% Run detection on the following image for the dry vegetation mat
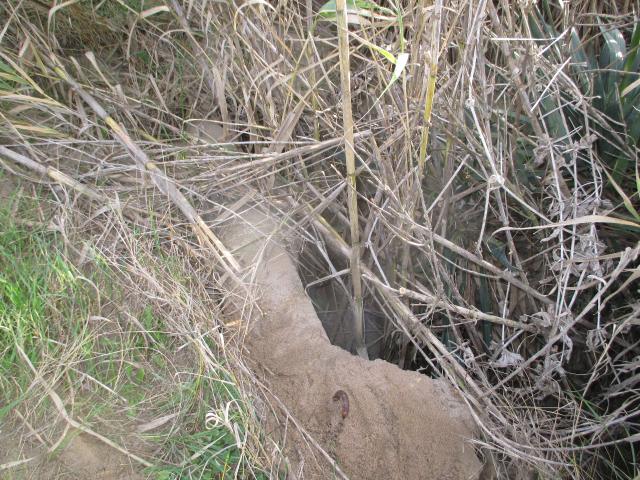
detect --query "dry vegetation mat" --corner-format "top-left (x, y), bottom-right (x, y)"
top-left (1, 0), bottom-right (640, 478)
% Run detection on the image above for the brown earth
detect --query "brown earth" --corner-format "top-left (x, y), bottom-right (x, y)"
top-left (0, 423), bottom-right (147, 480)
top-left (221, 208), bottom-right (484, 480)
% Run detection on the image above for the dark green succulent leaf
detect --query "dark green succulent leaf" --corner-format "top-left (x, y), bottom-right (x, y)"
top-left (591, 49), bottom-right (605, 112)
top-left (513, 152), bottom-right (533, 189)
top-left (599, 25), bottom-right (626, 94)
top-left (478, 276), bottom-right (492, 353)
top-left (599, 136), bottom-right (626, 167)
top-left (478, 276), bottom-right (492, 314)
top-left (527, 12), bottom-right (543, 39)
top-left (538, 95), bottom-right (574, 169)
top-left (603, 91), bottom-right (623, 124)
top-left (636, 159), bottom-right (640, 198)
top-left (570, 28), bottom-right (591, 93)
top-left (527, 10), bottom-right (557, 59)
top-left (540, 0), bottom-right (558, 35)
top-left (548, 18), bottom-right (640, 183)
top-left (609, 221), bottom-right (640, 235)
top-left (625, 106), bottom-right (640, 144)
top-left (621, 89), bottom-right (640, 117)
top-left (620, 22), bottom-right (640, 93)
top-left (539, 95), bottom-right (568, 139)
top-left (612, 156), bottom-right (630, 184)
top-left (483, 235), bottom-right (522, 272)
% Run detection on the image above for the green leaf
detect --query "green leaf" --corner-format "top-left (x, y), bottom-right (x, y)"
top-left (0, 61), bottom-right (14, 74)
top-left (600, 160), bottom-right (640, 223)
top-left (478, 275), bottom-right (492, 353)
top-left (318, 0), bottom-right (393, 24)
top-left (625, 105), bottom-right (640, 144)
top-left (359, 52), bottom-right (409, 118)
top-left (539, 95), bottom-right (568, 139)
top-left (636, 158), bottom-right (640, 199)
top-left (318, 0), bottom-right (369, 23)
top-left (348, 31), bottom-right (396, 64)
top-left (0, 61), bottom-right (19, 90)
top-left (528, 6), bottom-right (558, 58)
top-left (141, 305), bottom-right (153, 329)
top-left (620, 22), bottom-right (640, 93)
top-left (0, 72), bottom-right (30, 86)
top-left (483, 235), bottom-right (522, 272)
top-left (599, 24), bottom-right (626, 94)
top-left (0, 392), bottom-right (33, 422)
top-left (136, 368), bottom-right (145, 385)
top-left (153, 354), bottom-right (165, 368)
top-left (591, 48), bottom-right (606, 113)
top-left (540, 0), bottom-right (558, 37)
top-left (570, 28), bottom-right (591, 93)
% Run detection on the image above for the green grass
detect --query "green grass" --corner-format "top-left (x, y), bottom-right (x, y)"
top-left (0, 173), bottom-right (267, 479)
top-left (0, 180), bottom-right (70, 376)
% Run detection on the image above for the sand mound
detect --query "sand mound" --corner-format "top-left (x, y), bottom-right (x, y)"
top-left (221, 208), bottom-right (483, 480)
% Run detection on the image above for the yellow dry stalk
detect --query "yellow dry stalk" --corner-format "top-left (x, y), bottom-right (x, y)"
top-left (418, 0), bottom-right (442, 180)
top-left (335, 0), bottom-right (366, 359)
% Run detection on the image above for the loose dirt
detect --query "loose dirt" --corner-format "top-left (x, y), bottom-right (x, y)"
top-left (0, 422), bottom-right (147, 480)
top-left (221, 208), bottom-right (483, 480)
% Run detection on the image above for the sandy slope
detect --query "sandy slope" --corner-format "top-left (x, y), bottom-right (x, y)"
top-left (222, 208), bottom-right (483, 480)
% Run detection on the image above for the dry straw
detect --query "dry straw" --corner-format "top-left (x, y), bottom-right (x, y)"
top-left (1, 0), bottom-right (639, 477)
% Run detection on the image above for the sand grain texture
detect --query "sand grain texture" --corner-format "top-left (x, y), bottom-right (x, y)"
top-left (222, 208), bottom-right (483, 480)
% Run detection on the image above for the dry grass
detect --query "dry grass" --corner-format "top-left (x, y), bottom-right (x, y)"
top-left (1, 0), bottom-right (639, 478)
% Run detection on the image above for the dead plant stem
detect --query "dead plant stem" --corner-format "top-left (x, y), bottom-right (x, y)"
top-left (336, 0), bottom-right (366, 359)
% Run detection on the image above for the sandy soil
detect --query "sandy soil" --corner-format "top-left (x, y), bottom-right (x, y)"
top-left (222, 208), bottom-right (484, 480)
top-left (0, 422), bottom-right (147, 480)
